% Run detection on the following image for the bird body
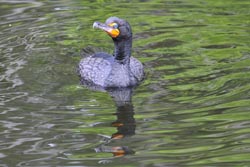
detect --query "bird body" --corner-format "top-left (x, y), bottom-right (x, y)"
top-left (78, 17), bottom-right (144, 88)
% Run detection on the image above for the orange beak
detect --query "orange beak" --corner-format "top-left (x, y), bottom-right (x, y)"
top-left (93, 21), bottom-right (120, 38)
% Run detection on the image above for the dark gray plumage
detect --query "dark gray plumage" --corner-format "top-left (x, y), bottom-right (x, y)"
top-left (78, 17), bottom-right (144, 88)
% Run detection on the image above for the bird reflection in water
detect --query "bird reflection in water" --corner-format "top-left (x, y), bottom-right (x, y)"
top-left (81, 82), bottom-right (137, 158)
top-left (95, 87), bottom-right (136, 157)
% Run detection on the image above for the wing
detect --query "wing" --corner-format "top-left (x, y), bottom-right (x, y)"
top-left (129, 56), bottom-right (145, 82)
top-left (78, 52), bottom-right (113, 87)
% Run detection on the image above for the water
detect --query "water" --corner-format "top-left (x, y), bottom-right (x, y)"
top-left (1, 0), bottom-right (250, 166)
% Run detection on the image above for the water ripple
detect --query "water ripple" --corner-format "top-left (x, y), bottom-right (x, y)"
top-left (0, 0), bottom-right (250, 166)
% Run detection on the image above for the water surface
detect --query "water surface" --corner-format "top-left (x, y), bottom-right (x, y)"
top-left (1, 0), bottom-right (250, 166)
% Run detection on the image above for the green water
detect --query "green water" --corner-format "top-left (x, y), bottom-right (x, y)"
top-left (0, 0), bottom-right (250, 166)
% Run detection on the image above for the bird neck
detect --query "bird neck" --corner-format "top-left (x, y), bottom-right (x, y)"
top-left (113, 37), bottom-right (132, 64)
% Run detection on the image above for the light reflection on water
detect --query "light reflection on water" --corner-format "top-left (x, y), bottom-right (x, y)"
top-left (0, 0), bottom-right (250, 166)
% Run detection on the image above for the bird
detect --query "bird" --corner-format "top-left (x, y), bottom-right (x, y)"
top-left (78, 17), bottom-right (144, 88)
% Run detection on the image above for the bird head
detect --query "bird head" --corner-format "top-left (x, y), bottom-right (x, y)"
top-left (93, 17), bottom-right (132, 39)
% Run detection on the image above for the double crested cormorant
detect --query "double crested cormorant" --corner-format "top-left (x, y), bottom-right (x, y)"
top-left (78, 17), bottom-right (144, 88)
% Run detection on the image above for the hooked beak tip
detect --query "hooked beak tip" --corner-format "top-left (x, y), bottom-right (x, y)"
top-left (93, 22), bottom-right (99, 29)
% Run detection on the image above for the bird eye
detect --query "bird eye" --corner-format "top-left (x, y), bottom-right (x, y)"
top-left (109, 23), bottom-right (118, 29)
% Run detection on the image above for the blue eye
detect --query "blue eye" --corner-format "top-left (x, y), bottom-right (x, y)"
top-left (113, 23), bottom-right (118, 29)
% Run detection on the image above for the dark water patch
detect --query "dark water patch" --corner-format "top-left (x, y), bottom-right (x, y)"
top-left (213, 11), bottom-right (237, 16)
top-left (202, 44), bottom-right (237, 49)
top-left (144, 39), bottom-right (183, 49)
top-left (134, 30), bottom-right (171, 40)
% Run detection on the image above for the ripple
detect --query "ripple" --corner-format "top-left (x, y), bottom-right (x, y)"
top-left (0, 152), bottom-right (6, 158)
top-left (0, 92), bottom-right (28, 105)
top-left (0, 0), bottom-right (43, 21)
top-left (1, 0), bottom-right (250, 166)
top-left (202, 44), bottom-right (237, 49)
top-left (144, 39), bottom-right (183, 49)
